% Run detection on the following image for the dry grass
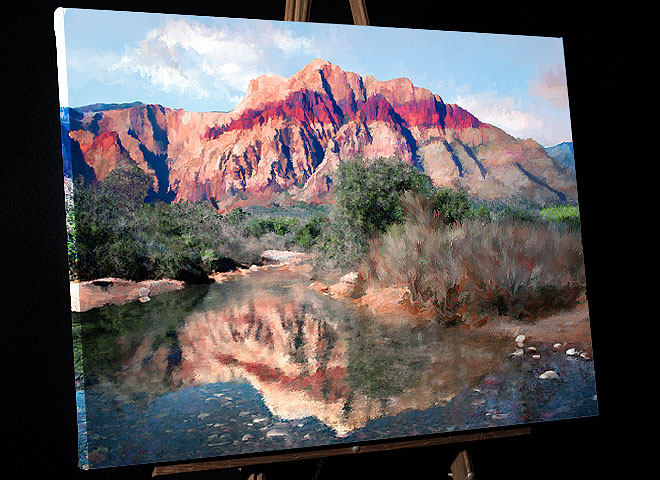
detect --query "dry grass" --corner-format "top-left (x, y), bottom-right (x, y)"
top-left (359, 192), bottom-right (586, 325)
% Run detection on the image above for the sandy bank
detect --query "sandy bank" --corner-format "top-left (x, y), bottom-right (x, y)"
top-left (478, 299), bottom-right (593, 357)
top-left (311, 274), bottom-right (593, 354)
top-left (70, 278), bottom-right (185, 312)
top-left (71, 251), bottom-right (312, 313)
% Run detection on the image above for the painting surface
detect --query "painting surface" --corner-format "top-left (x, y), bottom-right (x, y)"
top-left (56, 8), bottom-right (598, 469)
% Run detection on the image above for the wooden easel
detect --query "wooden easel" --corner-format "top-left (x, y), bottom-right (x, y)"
top-left (149, 2), bottom-right (532, 478)
top-left (152, 425), bottom-right (531, 478)
top-left (285, 0), bottom-right (370, 25)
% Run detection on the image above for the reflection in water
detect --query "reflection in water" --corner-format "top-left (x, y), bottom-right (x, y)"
top-left (76, 264), bottom-right (597, 468)
top-left (177, 283), bottom-right (510, 436)
top-left (76, 284), bottom-right (210, 402)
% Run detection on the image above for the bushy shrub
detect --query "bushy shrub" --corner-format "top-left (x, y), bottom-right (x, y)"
top-left (475, 203), bottom-right (491, 222)
top-left (334, 156), bottom-right (434, 237)
top-left (314, 210), bottom-right (368, 270)
top-left (70, 168), bottom-right (269, 282)
top-left (246, 217), bottom-right (299, 237)
top-left (430, 186), bottom-right (473, 224)
top-left (294, 216), bottom-right (326, 250)
top-left (360, 192), bottom-right (586, 324)
top-left (496, 204), bottom-right (539, 223)
top-left (540, 205), bottom-right (581, 230)
top-left (224, 206), bottom-right (247, 226)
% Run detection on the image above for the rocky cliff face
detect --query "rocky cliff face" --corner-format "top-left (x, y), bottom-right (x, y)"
top-left (65, 59), bottom-right (577, 207)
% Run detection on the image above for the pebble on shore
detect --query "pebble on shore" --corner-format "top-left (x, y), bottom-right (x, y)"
top-left (539, 370), bottom-right (559, 380)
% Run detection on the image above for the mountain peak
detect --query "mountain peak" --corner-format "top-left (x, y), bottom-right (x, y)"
top-left (65, 59), bottom-right (578, 208)
top-left (306, 58), bottom-right (334, 70)
top-left (235, 74), bottom-right (289, 113)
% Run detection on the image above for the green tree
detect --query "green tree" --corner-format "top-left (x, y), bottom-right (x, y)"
top-left (102, 164), bottom-right (153, 210)
top-left (315, 157), bottom-right (433, 269)
top-left (334, 157), bottom-right (434, 237)
top-left (430, 186), bottom-right (473, 224)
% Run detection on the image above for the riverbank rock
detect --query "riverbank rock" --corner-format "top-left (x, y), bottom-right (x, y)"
top-left (261, 250), bottom-right (310, 264)
top-left (308, 271), bottom-right (364, 300)
top-left (355, 285), bottom-right (412, 315)
top-left (539, 370), bottom-right (559, 380)
top-left (329, 271), bottom-right (364, 299)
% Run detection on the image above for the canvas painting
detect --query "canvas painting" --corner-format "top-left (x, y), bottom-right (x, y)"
top-left (55, 8), bottom-right (598, 469)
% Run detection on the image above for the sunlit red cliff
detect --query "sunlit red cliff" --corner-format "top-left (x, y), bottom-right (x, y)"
top-left (64, 59), bottom-right (577, 207)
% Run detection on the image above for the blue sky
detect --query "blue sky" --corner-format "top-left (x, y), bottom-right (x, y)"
top-left (55, 8), bottom-right (572, 147)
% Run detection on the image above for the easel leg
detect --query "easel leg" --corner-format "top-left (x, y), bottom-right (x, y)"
top-left (450, 450), bottom-right (475, 480)
top-left (239, 466), bottom-right (264, 480)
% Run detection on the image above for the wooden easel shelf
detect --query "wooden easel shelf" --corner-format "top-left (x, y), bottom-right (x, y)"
top-left (152, 425), bottom-right (531, 477)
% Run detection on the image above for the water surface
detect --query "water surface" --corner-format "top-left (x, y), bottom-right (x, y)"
top-left (74, 264), bottom-right (598, 468)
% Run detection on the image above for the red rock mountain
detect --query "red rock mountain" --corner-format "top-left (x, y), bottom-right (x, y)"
top-left (66, 59), bottom-right (577, 208)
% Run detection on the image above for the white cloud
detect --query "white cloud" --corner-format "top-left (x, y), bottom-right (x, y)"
top-left (529, 63), bottom-right (569, 108)
top-left (453, 90), bottom-right (572, 147)
top-left (271, 28), bottom-right (319, 55)
top-left (101, 20), bottom-right (321, 102)
top-left (454, 92), bottom-right (544, 136)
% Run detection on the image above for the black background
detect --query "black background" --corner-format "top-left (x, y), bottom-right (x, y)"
top-left (3, 1), bottom-right (639, 479)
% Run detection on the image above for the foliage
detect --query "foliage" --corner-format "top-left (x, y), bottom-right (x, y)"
top-left (224, 206), bottom-right (247, 226)
top-left (333, 157), bottom-right (434, 237)
top-left (245, 216), bottom-right (299, 237)
top-left (71, 167), bottom-right (150, 281)
top-left (497, 204), bottom-right (539, 223)
top-left (64, 177), bottom-right (78, 280)
top-left (475, 203), bottom-right (491, 222)
top-left (314, 209), bottom-right (368, 270)
top-left (540, 205), bottom-right (581, 230)
top-left (102, 164), bottom-right (153, 208)
top-left (315, 157), bottom-right (434, 269)
top-left (69, 167), bottom-right (271, 282)
top-left (430, 186), bottom-right (473, 224)
top-left (293, 215), bottom-right (326, 250)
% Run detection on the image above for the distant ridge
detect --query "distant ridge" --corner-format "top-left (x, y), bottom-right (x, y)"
top-left (74, 101), bottom-right (145, 113)
top-left (544, 142), bottom-right (575, 170)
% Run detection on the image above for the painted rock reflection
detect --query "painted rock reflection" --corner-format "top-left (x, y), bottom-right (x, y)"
top-left (176, 268), bottom-right (511, 436)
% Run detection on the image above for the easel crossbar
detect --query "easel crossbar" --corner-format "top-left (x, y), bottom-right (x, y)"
top-left (152, 426), bottom-right (531, 476)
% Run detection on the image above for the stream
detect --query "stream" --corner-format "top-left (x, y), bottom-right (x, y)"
top-left (73, 261), bottom-right (598, 469)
